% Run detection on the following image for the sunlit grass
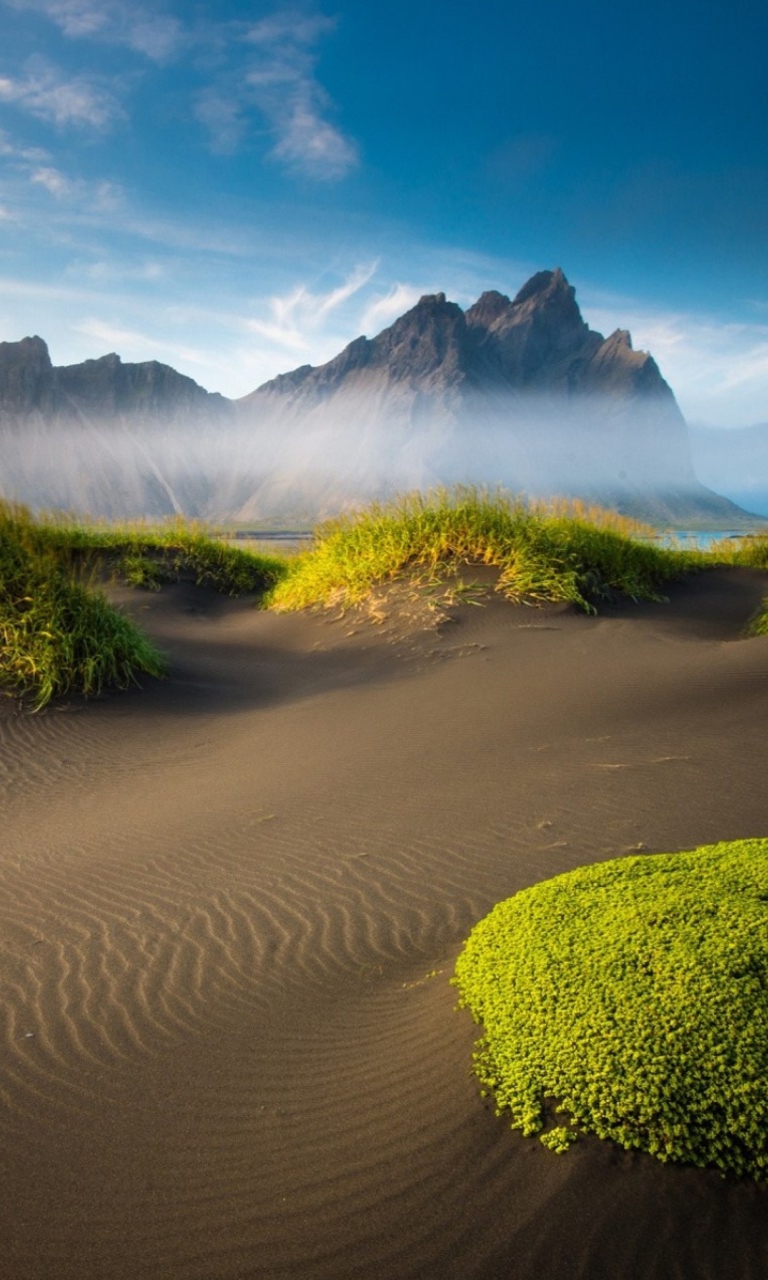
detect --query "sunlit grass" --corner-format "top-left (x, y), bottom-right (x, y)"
top-left (3, 490), bottom-right (766, 708)
top-left (267, 487), bottom-right (703, 614)
top-left (0, 502), bottom-right (288, 707)
top-left (32, 511), bottom-right (290, 597)
top-left (0, 502), bottom-right (166, 708)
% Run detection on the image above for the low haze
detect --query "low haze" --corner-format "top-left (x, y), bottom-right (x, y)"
top-left (0, 0), bottom-right (766, 433)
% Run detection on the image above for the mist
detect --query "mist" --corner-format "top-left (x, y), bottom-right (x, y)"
top-left (0, 392), bottom-right (744, 527)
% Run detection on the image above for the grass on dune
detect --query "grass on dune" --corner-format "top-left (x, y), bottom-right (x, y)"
top-left (267, 488), bottom-right (703, 614)
top-left (453, 837), bottom-right (768, 1180)
top-left (0, 502), bottom-right (289, 708)
top-left (3, 489), bottom-right (767, 708)
top-left (33, 512), bottom-right (290, 597)
top-left (0, 502), bottom-right (167, 708)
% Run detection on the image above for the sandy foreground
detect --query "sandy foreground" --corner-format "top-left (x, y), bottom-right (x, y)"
top-left (1, 567), bottom-right (768, 1279)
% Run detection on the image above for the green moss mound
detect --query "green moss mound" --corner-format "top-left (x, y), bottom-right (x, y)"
top-left (453, 839), bottom-right (768, 1179)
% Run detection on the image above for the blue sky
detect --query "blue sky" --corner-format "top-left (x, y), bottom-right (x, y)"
top-left (0, 0), bottom-right (766, 426)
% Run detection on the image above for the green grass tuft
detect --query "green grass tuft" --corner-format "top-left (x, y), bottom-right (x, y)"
top-left (748, 602), bottom-right (768, 636)
top-left (0, 503), bottom-right (289, 707)
top-left (453, 837), bottom-right (768, 1180)
top-left (0, 502), bottom-right (167, 708)
top-left (267, 488), bottom-right (701, 615)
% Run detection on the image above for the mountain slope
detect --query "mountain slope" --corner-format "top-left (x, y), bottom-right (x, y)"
top-left (0, 270), bottom-right (761, 527)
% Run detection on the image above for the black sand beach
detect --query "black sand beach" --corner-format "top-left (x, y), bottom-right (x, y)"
top-left (1, 567), bottom-right (768, 1278)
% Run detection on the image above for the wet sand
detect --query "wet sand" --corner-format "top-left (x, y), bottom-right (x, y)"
top-left (1, 567), bottom-right (768, 1279)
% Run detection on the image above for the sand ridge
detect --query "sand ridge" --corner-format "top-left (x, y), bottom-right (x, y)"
top-left (1, 568), bottom-right (768, 1278)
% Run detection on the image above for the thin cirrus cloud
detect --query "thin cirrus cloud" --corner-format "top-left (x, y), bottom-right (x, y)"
top-left (3, 0), bottom-right (185, 62)
top-left (196, 11), bottom-right (359, 180)
top-left (246, 262), bottom-right (378, 351)
top-left (0, 57), bottom-right (125, 131)
top-left (28, 164), bottom-right (124, 210)
top-left (0, 1), bottom-right (358, 180)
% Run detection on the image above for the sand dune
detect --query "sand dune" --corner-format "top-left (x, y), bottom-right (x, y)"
top-left (1, 568), bottom-right (768, 1278)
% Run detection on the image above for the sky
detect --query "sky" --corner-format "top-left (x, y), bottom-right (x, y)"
top-left (0, 0), bottom-right (766, 428)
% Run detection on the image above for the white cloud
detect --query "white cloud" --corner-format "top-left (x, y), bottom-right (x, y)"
top-left (270, 95), bottom-right (358, 181)
top-left (360, 284), bottom-right (424, 334)
top-left (0, 58), bottom-right (125, 131)
top-left (4, 0), bottom-right (185, 62)
top-left (246, 262), bottom-right (377, 351)
top-left (30, 164), bottom-right (72, 196)
top-left (194, 89), bottom-right (246, 155)
top-left (73, 317), bottom-right (215, 369)
top-left (196, 10), bottom-right (358, 180)
top-left (245, 13), bottom-right (335, 48)
top-left (24, 160), bottom-right (124, 210)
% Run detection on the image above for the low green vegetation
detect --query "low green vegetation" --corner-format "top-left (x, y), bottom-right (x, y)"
top-left (453, 838), bottom-right (768, 1180)
top-left (2, 489), bottom-right (767, 707)
top-left (0, 502), bottom-right (288, 707)
top-left (267, 488), bottom-right (701, 613)
top-left (0, 502), bottom-right (167, 708)
top-left (36, 513), bottom-right (289, 597)
top-left (749, 602), bottom-right (768, 636)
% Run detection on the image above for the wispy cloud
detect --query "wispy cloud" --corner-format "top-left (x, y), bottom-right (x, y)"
top-left (18, 155), bottom-right (123, 208)
top-left (195, 10), bottom-right (359, 179)
top-left (0, 57), bottom-right (125, 131)
top-left (2, 3), bottom-right (358, 179)
top-left (73, 317), bottom-right (216, 369)
top-left (360, 284), bottom-right (424, 334)
top-left (246, 262), bottom-right (377, 350)
top-left (4, 0), bottom-right (185, 62)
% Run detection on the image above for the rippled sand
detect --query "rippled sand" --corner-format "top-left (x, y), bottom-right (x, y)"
top-left (1, 568), bottom-right (767, 1279)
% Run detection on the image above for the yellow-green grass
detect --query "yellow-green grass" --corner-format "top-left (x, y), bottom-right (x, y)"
top-left (706, 533), bottom-right (768, 635)
top-left (267, 488), bottom-right (702, 614)
top-left (453, 838), bottom-right (768, 1180)
top-left (31, 511), bottom-right (290, 597)
top-left (0, 503), bottom-right (289, 707)
top-left (0, 502), bottom-right (166, 708)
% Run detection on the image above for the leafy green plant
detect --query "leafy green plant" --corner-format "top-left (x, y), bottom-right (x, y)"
top-left (453, 838), bottom-right (768, 1180)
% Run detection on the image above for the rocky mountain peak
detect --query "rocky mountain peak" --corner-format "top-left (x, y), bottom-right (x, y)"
top-left (512, 266), bottom-right (569, 306)
top-left (465, 290), bottom-right (512, 329)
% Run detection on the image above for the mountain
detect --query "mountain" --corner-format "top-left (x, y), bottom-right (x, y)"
top-left (235, 269), bottom-right (749, 526)
top-left (0, 336), bottom-right (232, 517)
top-left (0, 335), bottom-right (229, 425)
top-left (247, 269), bottom-right (673, 406)
top-left (0, 269), bottom-right (761, 527)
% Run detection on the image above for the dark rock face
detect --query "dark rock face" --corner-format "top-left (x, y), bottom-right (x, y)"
top-left (246, 267), bottom-right (680, 408)
top-left (0, 337), bottom-right (230, 428)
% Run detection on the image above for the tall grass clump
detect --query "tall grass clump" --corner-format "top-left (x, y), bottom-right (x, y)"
top-left (453, 838), bottom-right (768, 1180)
top-left (34, 514), bottom-right (290, 597)
top-left (0, 502), bottom-right (166, 708)
top-left (268, 488), bottom-right (699, 613)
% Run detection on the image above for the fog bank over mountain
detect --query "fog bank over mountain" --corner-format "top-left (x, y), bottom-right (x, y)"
top-left (0, 269), bottom-right (761, 528)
